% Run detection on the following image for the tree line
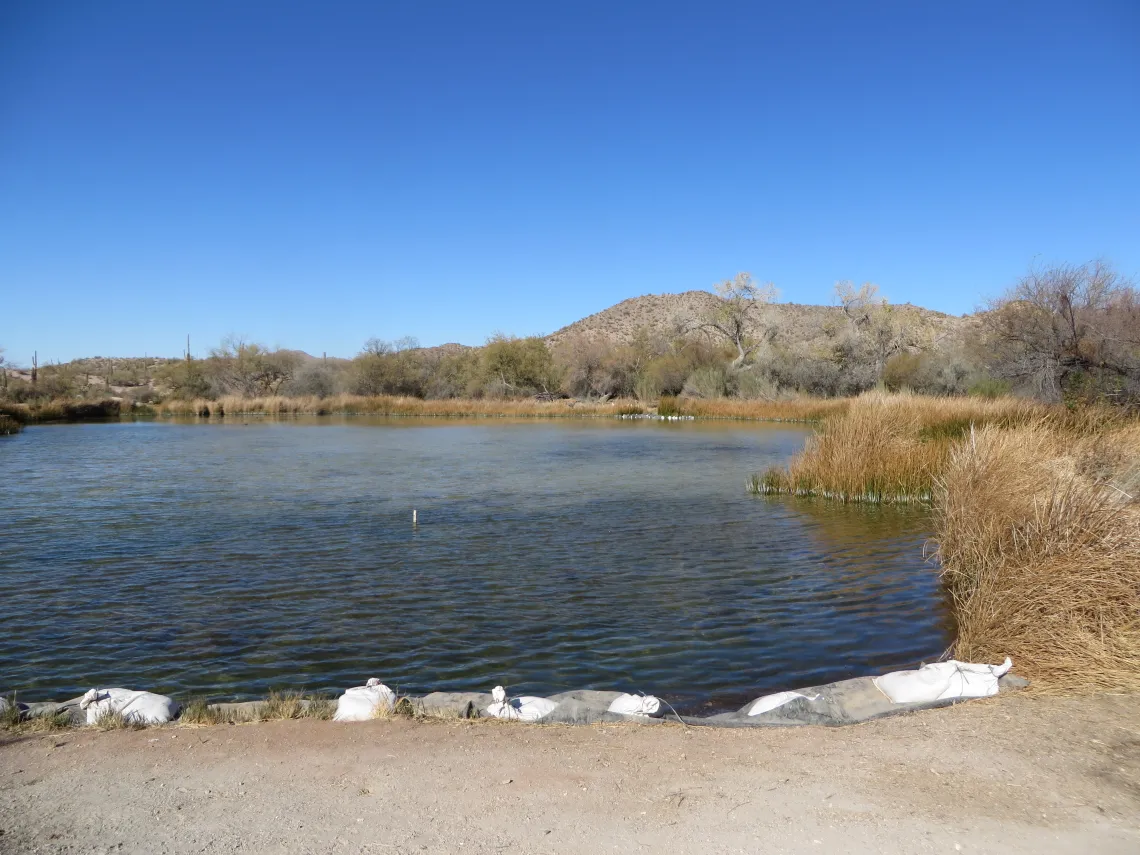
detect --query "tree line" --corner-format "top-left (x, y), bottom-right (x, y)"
top-left (3, 261), bottom-right (1137, 406)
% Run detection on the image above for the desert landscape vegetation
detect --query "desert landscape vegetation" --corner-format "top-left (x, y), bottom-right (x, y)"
top-left (3, 260), bottom-right (1139, 699)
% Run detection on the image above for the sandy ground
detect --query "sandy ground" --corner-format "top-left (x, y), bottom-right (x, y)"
top-left (1, 693), bottom-right (1138, 855)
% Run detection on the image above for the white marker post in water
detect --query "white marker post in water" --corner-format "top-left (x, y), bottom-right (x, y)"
top-left (413, 509), bottom-right (418, 526)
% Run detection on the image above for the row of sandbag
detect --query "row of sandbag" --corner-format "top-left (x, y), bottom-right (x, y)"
top-left (1, 657), bottom-right (1019, 728)
top-left (332, 680), bottom-right (665, 722)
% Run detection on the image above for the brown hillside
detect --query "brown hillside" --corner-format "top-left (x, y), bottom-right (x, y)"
top-left (546, 290), bottom-right (969, 349)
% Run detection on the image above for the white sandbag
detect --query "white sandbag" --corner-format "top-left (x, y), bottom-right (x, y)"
top-left (485, 685), bottom-right (559, 722)
top-left (80, 688), bottom-right (180, 725)
top-left (333, 678), bottom-right (396, 721)
top-left (747, 690), bottom-right (819, 716)
top-left (873, 657), bottom-right (1013, 705)
top-left (0, 696), bottom-right (10, 716)
top-left (607, 693), bottom-right (663, 717)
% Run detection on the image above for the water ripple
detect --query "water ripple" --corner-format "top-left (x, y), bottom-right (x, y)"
top-left (0, 419), bottom-right (952, 711)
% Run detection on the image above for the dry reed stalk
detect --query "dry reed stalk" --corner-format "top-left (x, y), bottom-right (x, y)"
top-left (154, 395), bottom-right (651, 419)
top-left (677, 397), bottom-right (850, 422)
top-left (752, 391), bottom-right (1053, 503)
top-left (155, 394), bottom-right (855, 422)
top-left (934, 422), bottom-right (1140, 692)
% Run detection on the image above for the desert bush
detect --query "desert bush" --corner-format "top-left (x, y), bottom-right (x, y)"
top-left (967, 377), bottom-right (1012, 399)
top-left (284, 361), bottom-right (343, 399)
top-left (682, 364), bottom-right (729, 398)
top-left (730, 367), bottom-right (779, 400)
top-left (156, 359), bottom-right (214, 400)
top-left (479, 334), bottom-right (561, 397)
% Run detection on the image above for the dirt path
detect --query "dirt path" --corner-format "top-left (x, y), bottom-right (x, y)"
top-left (2, 694), bottom-right (1138, 854)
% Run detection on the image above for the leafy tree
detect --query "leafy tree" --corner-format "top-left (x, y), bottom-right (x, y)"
top-left (480, 334), bottom-right (560, 396)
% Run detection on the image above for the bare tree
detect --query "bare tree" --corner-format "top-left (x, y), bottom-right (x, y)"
top-left (980, 260), bottom-right (1140, 402)
top-left (833, 281), bottom-right (926, 379)
top-left (692, 273), bottom-right (779, 368)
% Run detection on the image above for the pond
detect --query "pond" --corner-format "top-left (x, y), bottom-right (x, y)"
top-left (0, 419), bottom-right (951, 712)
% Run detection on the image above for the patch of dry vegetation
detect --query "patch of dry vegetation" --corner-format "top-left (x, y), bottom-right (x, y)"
top-left (154, 394), bottom-right (856, 422)
top-left (0, 399), bottom-right (122, 424)
top-left (1, 697), bottom-right (73, 733)
top-left (256, 691), bottom-right (335, 721)
top-left (154, 395), bottom-right (648, 419)
top-left (754, 391), bottom-right (1140, 692)
top-left (751, 392), bottom-right (1049, 502)
top-left (677, 396), bottom-right (849, 422)
top-left (934, 421), bottom-right (1140, 693)
top-left (92, 709), bottom-right (146, 731)
top-left (179, 698), bottom-right (248, 725)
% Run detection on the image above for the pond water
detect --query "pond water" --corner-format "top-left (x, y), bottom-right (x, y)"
top-left (0, 419), bottom-right (951, 711)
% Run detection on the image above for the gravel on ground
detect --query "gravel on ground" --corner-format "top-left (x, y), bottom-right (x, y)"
top-left (2, 693), bottom-right (1138, 854)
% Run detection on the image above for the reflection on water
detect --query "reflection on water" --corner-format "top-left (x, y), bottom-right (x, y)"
top-left (0, 418), bottom-right (952, 710)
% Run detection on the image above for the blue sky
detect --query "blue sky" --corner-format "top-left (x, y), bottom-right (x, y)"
top-left (1, 1), bottom-right (1137, 364)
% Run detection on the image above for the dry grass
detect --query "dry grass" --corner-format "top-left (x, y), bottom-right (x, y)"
top-left (179, 698), bottom-right (248, 725)
top-left (1, 697), bottom-right (74, 733)
top-left (154, 394), bottom-right (851, 422)
top-left (0, 414), bottom-right (22, 434)
top-left (255, 691), bottom-right (335, 722)
top-left (934, 421), bottom-right (1140, 693)
top-left (0, 399), bottom-right (122, 423)
top-left (0, 401), bottom-right (31, 424)
top-left (92, 709), bottom-right (146, 731)
top-left (677, 396), bottom-right (849, 422)
top-left (753, 392), bottom-right (1140, 692)
top-left (179, 693), bottom-right (334, 725)
top-left (751, 391), bottom-right (1052, 503)
top-left (155, 395), bottom-right (648, 419)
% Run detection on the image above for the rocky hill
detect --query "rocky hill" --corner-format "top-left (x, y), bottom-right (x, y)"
top-left (546, 290), bottom-right (969, 349)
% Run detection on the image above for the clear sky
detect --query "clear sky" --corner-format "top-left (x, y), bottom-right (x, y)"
top-left (1, 1), bottom-right (1137, 365)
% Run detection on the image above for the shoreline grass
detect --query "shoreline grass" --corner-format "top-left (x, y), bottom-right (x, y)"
top-left (151, 393), bottom-right (848, 422)
top-left (934, 421), bottom-right (1140, 693)
top-left (1, 398), bottom-right (122, 424)
top-left (752, 390), bottom-right (1140, 693)
top-left (749, 392), bottom-right (1058, 504)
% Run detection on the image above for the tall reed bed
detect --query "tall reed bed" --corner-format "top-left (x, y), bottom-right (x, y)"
top-left (154, 395), bottom-right (649, 419)
top-left (934, 421), bottom-right (1140, 692)
top-left (154, 394), bottom-right (851, 421)
top-left (0, 398), bottom-right (121, 424)
top-left (750, 392), bottom-right (1051, 503)
top-left (677, 396), bottom-right (849, 422)
top-left (752, 390), bottom-right (1140, 691)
